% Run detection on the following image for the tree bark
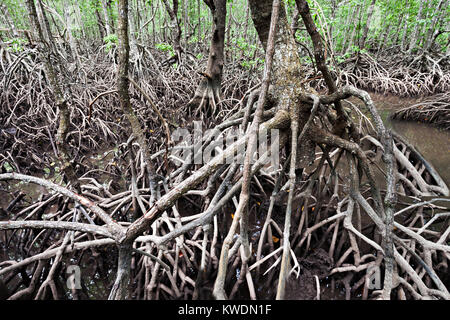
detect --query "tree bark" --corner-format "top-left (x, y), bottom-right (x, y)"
top-left (101, 0), bottom-right (113, 36)
top-left (400, 1), bottom-right (410, 51)
top-left (408, 0), bottom-right (428, 54)
top-left (117, 0), bottom-right (157, 204)
top-left (248, 0), bottom-right (316, 299)
top-left (94, 4), bottom-right (106, 40)
top-left (25, 0), bottom-right (80, 192)
top-left (296, 0), bottom-right (358, 139)
top-left (108, 244), bottom-right (133, 300)
top-left (423, 0), bottom-right (447, 52)
top-left (188, 0), bottom-right (227, 113)
top-left (161, 0), bottom-right (183, 63)
top-left (360, 0), bottom-right (377, 49)
top-left (346, 3), bottom-right (362, 53)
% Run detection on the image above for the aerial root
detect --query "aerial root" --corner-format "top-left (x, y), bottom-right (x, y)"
top-left (1, 84), bottom-right (449, 300)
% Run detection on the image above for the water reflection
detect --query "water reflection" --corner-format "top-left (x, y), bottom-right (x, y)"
top-left (386, 118), bottom-right (450, 186)
top-left (371, 95), bottom-right (450, 187)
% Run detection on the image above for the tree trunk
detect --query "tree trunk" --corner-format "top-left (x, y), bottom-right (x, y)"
top-left (101, 0), bottom-right (113, 36)
top-left (225, 1), bottom-right (232, 64)
top-left (0, 4), bottom-right (19, 38)
top-left (408, 0), bottom-right (428, 54)
top-left (94, 5), bottom-right (106, 40)
top-left (25, 0), bottom-right (80, 192)
top-left (162, 0), bottom-right (183, 64)
top-left (377, 22), bottom-right (391, 55)
top-left (117, 0), bottom-right (157, 204)
top-left (340, 5), bottom-right (357, 53)
top-left (400, 1), bottom-right (410, 51)
top-left (329, 0), bottom-right (337, 40)
top-left (346, 3), bottom-right (362, 53)
top-left (423, 0), bottom-right (447, 52)
top-left (197, 0), bottom-right (201, 43)
top-left (188, 0), bottom-right (227, 116)
top-left (360, 0), bottom-right (377, 49)
top-left (183, 0), bottom-right (188, 48)
top-left (296, 0), bottom-right (358, 140)
top-left (72, 1), bottom-right (85, 39)
top-left (108, 244), bottom-right (132, 300)
top-left (63, 0), bottom-right (82, 70)
top-left (248, 0), bottom-right (316, 299)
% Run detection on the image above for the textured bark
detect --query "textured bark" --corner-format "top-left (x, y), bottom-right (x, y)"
top-left (101, 0), bottom-right (113, 36)
top-left (360, 0), bottom-right (377, 49)
top-left (423, 0), bottom-right (447, 52)
top-left (381, 130), bottom-right (396, 300)
top-left (248, 0), bottom-right (317, 299)
top-left (124, 109), bottom-right (291, 243)
top-left (0, 172), bottom-right (123, 234)
top-left (213, 0), bottom-right (281, 300)
top-left (117, 0), bottom-right (157, 204)
top-left (204, 0), bottom-right (227, 90)
top-left (189, 0), bottom-right (227, 110)
top-left (162, 0), bottom-right (183, 63)
top-left (108, 244), bottom-right (133, 300)
top-left (249, 0), bottom-right (307, 104)
top-left (408, 0), bottom-right (428, 54)
top-left (296, 0), bottom-right (358, 141)
top-left (25, 0), bottom-right (80, 192)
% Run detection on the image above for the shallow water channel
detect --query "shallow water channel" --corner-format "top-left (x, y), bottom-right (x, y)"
top-left (376, 98), bottom-right (450, 187)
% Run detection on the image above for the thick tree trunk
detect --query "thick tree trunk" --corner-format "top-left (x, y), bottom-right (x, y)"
top-left (249, 0), bottom-right (307, 101)
top-left (248, 0), bottom-right (316, 299)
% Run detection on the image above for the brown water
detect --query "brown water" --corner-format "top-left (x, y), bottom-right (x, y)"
top-left (389, 120), bottom-right (450, 185)
top-left (376, 99), bottom-right (450, 187)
